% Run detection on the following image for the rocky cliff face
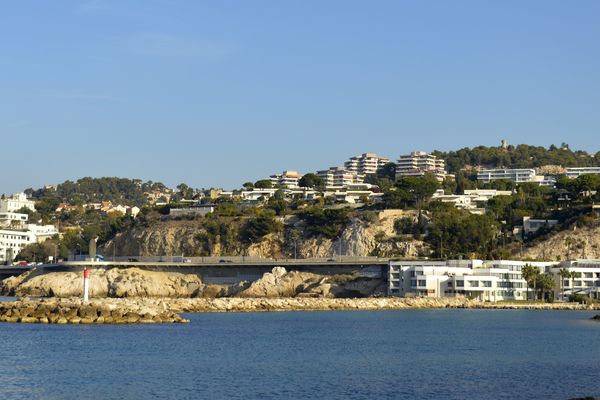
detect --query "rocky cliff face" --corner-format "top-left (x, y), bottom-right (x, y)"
top-left (101, 209), bottom-right (430, 259)
top-left (519, 224), bottom-right (600, 260)
top-left (1, 267), bottom-right (385, 299)
top-left (2, 268), bottom-right (205, 298)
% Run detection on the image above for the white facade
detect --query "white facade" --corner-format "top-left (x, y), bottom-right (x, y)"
top-left (0, 212), bottom-right (29, 229)
top-left (323, 183), bottom-right (383, 204)
top-left (431, 189), bottom-right (512, 213)
top-left (169, 205), bottom-right (216, 217)
top-left (0, 229), bottom-right (35, 263)
top-left (0, 192), bottom-right (36, 213)
top-left (269, 170), bottom-right (302, 188)
top-left (477, 169), bottom-right (537, 183)
top-left (395, 151), bottom-right (449, 182)
top-left (317, 167), bottom-right (362, 188)
top-left (26, 224), bottom-right (59, 242)
top-left (552, 260), bottom-right (600, 300)
top-left (565, 167), bottom-right (600, 179)
top-left (389, 259), bottom-right (557, 301)
top-left (344, 153), bottom-right (389, 176)
top-left (241, 188), bottom-right (280, 201)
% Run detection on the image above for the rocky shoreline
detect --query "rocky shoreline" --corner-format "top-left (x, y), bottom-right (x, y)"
top-left (1, 296), bottom-right (598, 324)
top-left (164, 297), bottom-right (600, 313)
top-left (0, 297), bottom-right (189, 324)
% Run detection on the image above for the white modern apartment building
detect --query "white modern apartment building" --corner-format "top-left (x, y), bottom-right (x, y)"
top-left (476, 169), bottom-right (556, 187)
top-left (0, 221), bottom-right (60, 263)
top-left (477, 169), bottom-right (537, 183)
top-left (431, 189), bottom-right (512, 214)
top-left (323, 183), bottom-right (383, 204)
top-left (0, 229), bottom-right (35, 263)
top-left (0, 192), bottom-right (36, 213)
top-left (395, 151), bottom-right (449, 182)
top-left (565, 167), bottom-right (600, 179)
top-left (317, 167), bottom-right (362, 188)
top-left (269, 170), bottom-right (302, 188)
top-left (241, 188), bottom-right (280, 201)
top-left (0, 212), bottom-right (29, 229)
top-left (389, 259), bottom-right (557, 301)
top-left (552, 259), bottom-right (600, 300)
top-left (344, 153), bottom-right (390, 176)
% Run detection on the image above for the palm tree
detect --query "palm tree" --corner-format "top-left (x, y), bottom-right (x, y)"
top-left (569, 270), bottom-right (578, 301)
top-left (522, 264), bottom-right (541, 301)
top-left (537, 273), bottom-right (555, 302)
top-left (522, 264), bottom-right (533, 301)
top-left (532, 267), bottom-right (541, 300)
top-left (559, 268), bottom-right (570, 301)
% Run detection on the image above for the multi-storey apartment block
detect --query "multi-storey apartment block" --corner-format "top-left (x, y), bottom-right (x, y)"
top-left (477, 168), bottom-right (537, 183)
top-left (565, 167), bottom-right (600, 179)
top-left (395, 151), bottom-right (449, 182)
top-left (317, 167), bottom-right (362, 188)
top-left (344, 153), bottom-right (389, 176)
top-left (269, 170), bottom-right (302, 188)
top-left (388, 259), bottom-right (557, 301)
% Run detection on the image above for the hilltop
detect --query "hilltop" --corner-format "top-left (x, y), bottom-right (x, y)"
top-left (9, 142), bottom-right (600, 263)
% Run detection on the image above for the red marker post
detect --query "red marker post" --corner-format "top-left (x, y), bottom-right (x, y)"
top-left (83, 267), bottom-right (90, 302)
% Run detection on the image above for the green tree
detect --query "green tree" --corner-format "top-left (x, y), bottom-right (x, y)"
top-left (239, 210), bottom-right (281, 244)
top-left (396, 174), bottom-right (440, 210)
top-left (297, 207), bottom-right (351, 239)
top-left (298, 173), bottom-right (324, 189)
top-left (558, 268), bottom-right (571, 300)
top-left (254, 179), bottom-right (273, 189)
top-left (266, 191), bottom-right (288, 215)
top-left (176, 183), bottom-right (192, 199)
top-left (428, 208), bottom-right (499, 259)
top-left (522, 265), bottom-right (541, 301)
top-left (537, 273), bottom-right (555, 302)
top-left (376, 162), bottom-right (397, 180)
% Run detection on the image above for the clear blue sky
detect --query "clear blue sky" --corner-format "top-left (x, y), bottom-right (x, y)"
top-left (2, 0), bottom-right (599, 193)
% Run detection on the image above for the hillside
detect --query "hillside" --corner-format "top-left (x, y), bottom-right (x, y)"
top-left (101, 209), bottom-right (430, 259)
top-left (519, 223), bottom-right (600, 261)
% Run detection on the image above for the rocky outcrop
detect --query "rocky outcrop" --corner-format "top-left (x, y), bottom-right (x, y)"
top-left (0, 297), bottom-right (188, 324)
top-left (0, 268), bottom-right (38, 296)
top-left (1, 267), bottom-right (385, 299)
top-left (101, 209), bottom-right (429, 259)
top-left (5, 268), bottom-right (205, 298)
top-left (235, 267), bottom-right (385, 298)
top-left (520, 224), bottom-right (600, 260)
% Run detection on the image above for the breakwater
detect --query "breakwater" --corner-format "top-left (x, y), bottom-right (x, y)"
top-left (0, 298), bottom-right (189, 324)
top-left (165, 297), bottom-right (600, 313)
top-left (1, 296), bottom-right (598, 324)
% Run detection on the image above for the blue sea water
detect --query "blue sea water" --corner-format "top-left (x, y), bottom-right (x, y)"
top-left (0, 309), bottom-right (599, 400)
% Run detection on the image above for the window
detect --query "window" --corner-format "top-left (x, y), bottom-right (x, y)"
top-left (456, 280), bottom-right (464, 287)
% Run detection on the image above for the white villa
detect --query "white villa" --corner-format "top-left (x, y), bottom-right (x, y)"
top-left (431, 189), bottom-right (512, 213)
top-left (0, 192), bottom-right (36, 213)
